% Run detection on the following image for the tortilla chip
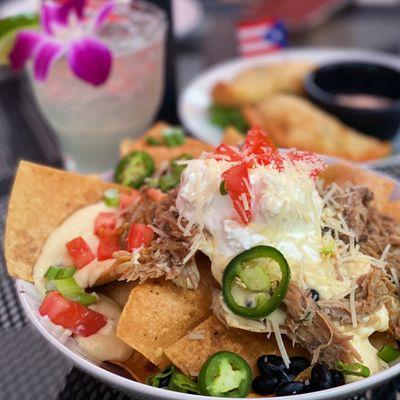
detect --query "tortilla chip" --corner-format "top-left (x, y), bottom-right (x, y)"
top-left (117, 258), bottom-right (217, 368)
top-left (221, 127), bottom-right (244, 146)
top-left (381, 201), bottom-right (400, 223)
top-left (111, 351), bottom-right (157, 383)
top-left (120, 122), bottom-right (213, 168)
top-left (243, 94), bottom-right (392, 162)
top-left (5, 161), bottom-right (130, 283)
top-left (98, 281), bottom-right (138, 308)
top-left (165, 316), bottom-right (308, 376)
top-left (369, 331), bottom-right (397, 350)
top-left (320, 163), bottom-right (395, 212)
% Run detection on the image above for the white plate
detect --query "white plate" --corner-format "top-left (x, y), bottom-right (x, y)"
top-left (179, 47), bottom-right (400, 150)
top-left (12, 161), bottom-right (400, 400)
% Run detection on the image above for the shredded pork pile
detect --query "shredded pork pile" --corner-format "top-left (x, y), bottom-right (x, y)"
top-left (284, 283), bottom-right (361, 365)
top-left (282, 184), bottom-right (400, 367)
top-left (115, 189), bottom-right (199, 288)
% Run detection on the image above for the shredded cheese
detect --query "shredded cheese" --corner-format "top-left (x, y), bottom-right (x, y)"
top-left (390, 268), bottom-right (399, 288)
top-left (350, 285), bottom-right (358, 328)
top-left (381, 244), bottom-right (391, 262)
top-left (271, 319), bottom-right (290, 368)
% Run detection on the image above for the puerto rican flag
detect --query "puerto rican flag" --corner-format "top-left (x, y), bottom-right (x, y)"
top-left (236, 19), bottom-right (288, 58)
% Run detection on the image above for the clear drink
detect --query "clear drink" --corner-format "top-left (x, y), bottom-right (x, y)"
top-left (28, 1), bottom-right (166, 172)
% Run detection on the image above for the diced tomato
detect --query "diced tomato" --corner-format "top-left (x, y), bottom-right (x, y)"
top-left (253, 152), bottom-right (284, 171)
top-left (146, 188), bottom-right (167, 203)
top-left (119, 190), bottom-right (141, 211)
top-left (243, 126), bottom-right (276, 156)
top-left (287, 150), bottom-right (326, 180)
top-left (39, 292), bottom-right (106, 337)
top-left (65, 236), bottom-right (95, 269)
top-left (223, 163), bottom-right (252, 225)
top-left (97, 229), bottom-right (120, 261)
top-left (127, 223), bottom-right (154, 251)
top-left (94, 212), bottom-right (116, 235)
top-left (213, 144), bottom-right (243, 162)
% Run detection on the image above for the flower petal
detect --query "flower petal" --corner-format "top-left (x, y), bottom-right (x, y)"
top-left (41, 0), bottom-right (86, 33)
top-left (34, 39), bottom-right (65, 81)
top-left (93, 1), bottom-right (114, 31)
top-left (9, 31), bottom-right (43, 71)
top-left (41, 2), bottom-right (58, 34)
top-left (59, 0), bottom-right (86, 22)
top-left (68, 37), bottom-right (112, 86)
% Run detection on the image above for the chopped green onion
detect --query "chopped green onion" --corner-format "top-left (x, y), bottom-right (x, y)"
top-left (335, 361), bottom-right (370, 378)
top-left (44, 266), bottom-right (76, 280)
top-left (220, 180), bottom-right (228, 195)
top-left (377, 345), bottom-right (400, 363)
top-left (45, 277), bottom-right (98, 306)
top-left (159, 174), bottom-right (180, 192)
top-left (147, 366), bottom-right (175, 387)
top-left (46, 277), bottom-right (82, 299)
top-left (103, 188), bottom-right (120, 208)
top-left (146, 137), bottom-right (162, 146)
top-left (163, 128), bottom-right (185, 148)
top-left (145, 177), bottom-right (160, 188)
top-left (73, 293), bottom-right (98, 306)
top-left (168, 371), bottom-right (199, 394)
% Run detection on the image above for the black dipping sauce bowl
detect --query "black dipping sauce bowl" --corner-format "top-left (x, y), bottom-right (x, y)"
top-left (304, 61), bottom-right (400, 140)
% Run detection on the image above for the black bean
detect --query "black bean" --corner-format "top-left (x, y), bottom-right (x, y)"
top-left (276, 381), bottom-right (305, 396)
top-left (252, 375), bottom-right (279, 395)
top-left (310, 289), bottom-right (319, 302)
top-left (303, 383), bottom-right (315, 393)
top-left (287, 356), bottom-right (311, 375)
top-left (158, 375), bottom-right (171, 387)
top-left (261, 364), bottom-right (291, 385)
top-left (310, 363), bottom-right (333, 391)
top-left (257, 355), bottom-right (286, 373)
top-left (330, 369), bottom-right (345, 387)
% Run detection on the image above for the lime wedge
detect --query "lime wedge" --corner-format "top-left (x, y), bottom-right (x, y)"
top-left (0, 14), bottom-right (39, 66)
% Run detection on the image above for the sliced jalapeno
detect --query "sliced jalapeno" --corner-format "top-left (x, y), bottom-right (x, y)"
top-left (159, 174), bottom-right (180, 192)
top-left (198, 351), bottom-right (252, 397)
top-left (222, 245), bottom-right (290, 319)
top-left (171, 153), bottom-right (193, 176)
top-left (158, 154), bottom-right (193, 192)
top-left (114, 150), bottom-right (155, 189)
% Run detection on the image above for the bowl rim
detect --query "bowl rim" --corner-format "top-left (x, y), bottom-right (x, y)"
top-left (304, 60), bottom-right (400, 114)
top-left (13, 161), bottom-right (400, 400)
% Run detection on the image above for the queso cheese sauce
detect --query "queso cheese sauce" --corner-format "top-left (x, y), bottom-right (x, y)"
top-left (33, 202), bottom-right (131, 363)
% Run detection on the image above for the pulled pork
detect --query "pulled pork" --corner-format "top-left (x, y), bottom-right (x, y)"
top-left (318, 268), bottom-right (396, 325)
top-left (284, 283), bottom-right (360, 367)
top-left (323, 184), bottom-right (400, 277)
top-left (115, 188), bottom-right (198, 285)
top-left (319, 184), bottom-right (400, 338)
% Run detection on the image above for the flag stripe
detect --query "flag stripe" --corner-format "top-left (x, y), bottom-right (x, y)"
top-left (237, 24), bottom-right (273, 40)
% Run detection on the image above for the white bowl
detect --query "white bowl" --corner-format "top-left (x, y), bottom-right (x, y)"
top-left (14, 164), bottom-right (400, 400)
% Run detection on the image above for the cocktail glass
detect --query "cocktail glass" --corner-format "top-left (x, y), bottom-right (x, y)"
top-left (27, 0), bottom-right (166, 172)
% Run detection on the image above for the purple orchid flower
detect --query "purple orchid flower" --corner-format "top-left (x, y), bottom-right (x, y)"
top-left (10, 0), bottom-right (114, 86)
